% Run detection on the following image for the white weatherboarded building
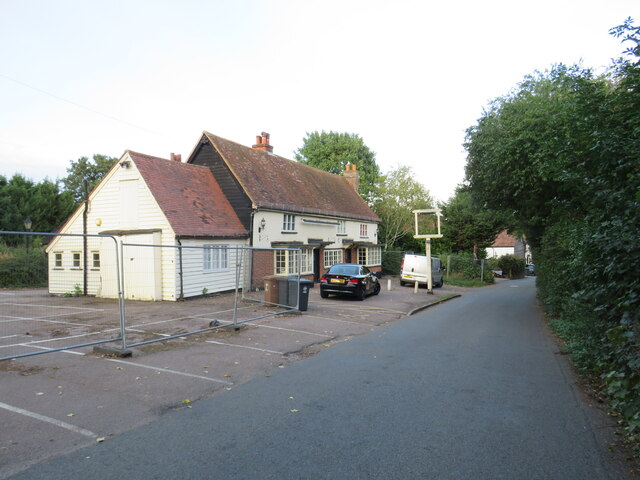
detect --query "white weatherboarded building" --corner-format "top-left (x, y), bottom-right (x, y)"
top-left (46, 151), bottom-right (248, 301)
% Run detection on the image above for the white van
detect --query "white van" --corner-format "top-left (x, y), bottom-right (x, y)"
top-left (400, 254), bottom-right (444, 288)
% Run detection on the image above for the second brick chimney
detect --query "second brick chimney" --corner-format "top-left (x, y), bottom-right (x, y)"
top-left (252, 132), bottom-right (273, 153)
top-left (343, 163), bottom-right (359, 191)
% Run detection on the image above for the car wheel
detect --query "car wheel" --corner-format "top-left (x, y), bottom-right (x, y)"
top-left (320, 290), bottom-right (329, 299)
top-left (356, 287), bottom-right (366, 301)
top-left (435, 279), bottom-right (443, 288)
top-left (373, 282), bottom-right (381, 295)
top-left (400, 280), bottom-right (406, 286)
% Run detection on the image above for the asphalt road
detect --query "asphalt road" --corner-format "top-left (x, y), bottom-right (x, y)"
top-left (8, 278), bottom-right (627, 479)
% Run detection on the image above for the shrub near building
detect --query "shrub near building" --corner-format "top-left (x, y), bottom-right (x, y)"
top-left (497, 254), bottom-right (525, 279)
top-left (0, 244), bottom-right (47, 288)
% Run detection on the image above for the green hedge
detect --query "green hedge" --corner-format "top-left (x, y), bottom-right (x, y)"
top-left (0, 247), bottom-right (48, 288)
top-left (381, 250), bottom-right (411, 276)
top-left (497, 254), bottom-right (525, 279)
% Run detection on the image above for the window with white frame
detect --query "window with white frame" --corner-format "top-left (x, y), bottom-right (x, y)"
top-left (337, 220), bottom-right (346, 234)
top-left (203, 245), bottom-right (229, 272)
top-left (324, 249), bottom-right (342, 268)
top-left (359, 224), bottom-right (368, 237)
top-left (72, 252), bottom-right (81, 268)
top-left (275, 248), bottom-right (313, 275)
top-left (275, 250), bottom-right (290, 275)
top-left (282, 214), bottom-right (296, 231)
top-left (358, 246), bottom-right (381, 266)
top-left (300, 248), bottom-right (313, 274)
top-left (92, 251), bottom-right (101, 269)
top-left (358, 247), bottom-right (367, 265)
top-left (54, 252), bottom-right (63, 268)
top-left (369, 246), bottom-right (381, 266)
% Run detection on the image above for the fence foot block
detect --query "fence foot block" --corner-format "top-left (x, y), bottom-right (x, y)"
top-left (93, 345), bottom-right (133, 358)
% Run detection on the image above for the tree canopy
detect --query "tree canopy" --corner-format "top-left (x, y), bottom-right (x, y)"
top-left (439, 186), bottom-right (509, 259)
top-left (62, 154), bottom-right (117, 203)
top-left (0, 152), bottom-right (116, 244)
top-left (294, 131), bottom-right (380, 202)
top-left (371, 165), bottom-right (434, 249)
top-left (0, 174), bottom-right (75, 245)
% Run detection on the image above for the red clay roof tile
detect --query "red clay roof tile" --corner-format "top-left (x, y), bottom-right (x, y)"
top-left (491, 230), bottom-right (517, 247)
top-left (129, 151), bottom-right (247, 238)
top-left (203, 132), bottom-right (380, 222)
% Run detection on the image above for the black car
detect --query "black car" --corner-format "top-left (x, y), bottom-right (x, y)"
top-left (320, 263), bottom-right (381, 300)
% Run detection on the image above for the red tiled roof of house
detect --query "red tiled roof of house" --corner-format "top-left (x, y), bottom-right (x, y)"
top-left (491, 230), bottom-right (517, 247)
top-left (202, 132), bottom-right (380, 222)
top-left (129, 151), bottom-right (247, 238)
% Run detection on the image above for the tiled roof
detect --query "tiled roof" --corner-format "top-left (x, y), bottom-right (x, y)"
top-left (202, 132), bottom-right (380, 223)
top-left (491, 230), bottom-right (516, 247)
top-left (129, 151), bottom-right (247, 238)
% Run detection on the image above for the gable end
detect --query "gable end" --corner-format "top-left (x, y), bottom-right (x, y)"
top-left (190, 139), bottom-right (253, 230)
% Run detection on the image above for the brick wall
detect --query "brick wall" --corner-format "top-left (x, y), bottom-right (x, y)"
top-left (250, 249), bottom-right (274, 290)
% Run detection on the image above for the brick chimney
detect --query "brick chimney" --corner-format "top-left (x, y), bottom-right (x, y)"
top-left (252, 132), bottom-right (273, 153)
top-left (170, 153), bottom-right (182, 162)
top-left (343, 163), bottom-right (359, 191)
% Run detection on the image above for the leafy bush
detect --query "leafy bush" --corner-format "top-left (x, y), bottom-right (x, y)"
top-left (381, 250), bottom-right (408, 276)
top-left (0, 246), bottom-right (47, 288)
top-left (497, 254), bottom-right (525, 279)
top-left (446, 253), bottom-right (476, 279)
top-left (441, 252), bottom-right (494, 283)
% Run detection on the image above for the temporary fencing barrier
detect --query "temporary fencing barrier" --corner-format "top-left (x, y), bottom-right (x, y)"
top-left (0, 231), bottom-right (125, 361)
top-left (120, 243), bottom-right (302, 349)
top-left (0, 230), bottom-right (303, 359)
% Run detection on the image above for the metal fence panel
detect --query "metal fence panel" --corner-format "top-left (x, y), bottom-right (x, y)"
top-left (1, 233), bottom-right (305, 356)
top-left (443, 254), bottom-right (490, 282)
top-left (121, 244), bottom-right (301, 349)
top-left (0, 231), bottom-right (124, 361)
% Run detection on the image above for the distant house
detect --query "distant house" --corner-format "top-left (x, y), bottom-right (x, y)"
top-left (486, 230), bottom-right (531, 263)
top-left (45, 151), bottom-right (248, 301)
top-left (187, 131), bottom-right (382, 282)
top-left (46, 132), bottom-right (381, 300)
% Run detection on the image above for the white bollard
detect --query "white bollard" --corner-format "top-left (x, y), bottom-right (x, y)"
top-left (387, 279), bottom-right (392, 291)
top-left (414, 281), bottom-right (419, 294)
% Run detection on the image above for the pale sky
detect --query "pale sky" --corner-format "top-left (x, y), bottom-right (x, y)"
top-left (1, 0), bottom-right (637, 202)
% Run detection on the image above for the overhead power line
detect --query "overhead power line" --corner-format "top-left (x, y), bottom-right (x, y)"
top-left (0, 73), bottom-right (171, 139)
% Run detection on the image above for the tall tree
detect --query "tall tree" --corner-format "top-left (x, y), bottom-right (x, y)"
top-left (0, 174), bottom-right (75, 244)
top-left (294, 131), bottom-right (380, 202)
top-left (62, 154), bottom-right (117, 204)
top-left (372, 165), bottom-right (434, 249)
top-left (440, 186), bottom-right (508, 259)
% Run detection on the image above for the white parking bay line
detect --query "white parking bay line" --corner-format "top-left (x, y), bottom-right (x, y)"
top-left (204, 340), bottom-right (283, 355)
top-left (0, 303), bottom-right (103, 312)
top-left (302, 314), bottom-right (370, 326)
top-left (245, 322), bottom-right (331, 338)
top-left (0, 401), bottom-right (97, 438)
top-left (106, 359), bottom-right (233, 385)
top-left (0, 334), bottom-right (21, 340)
top-left (25, 344), bottom-right (86, 355)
